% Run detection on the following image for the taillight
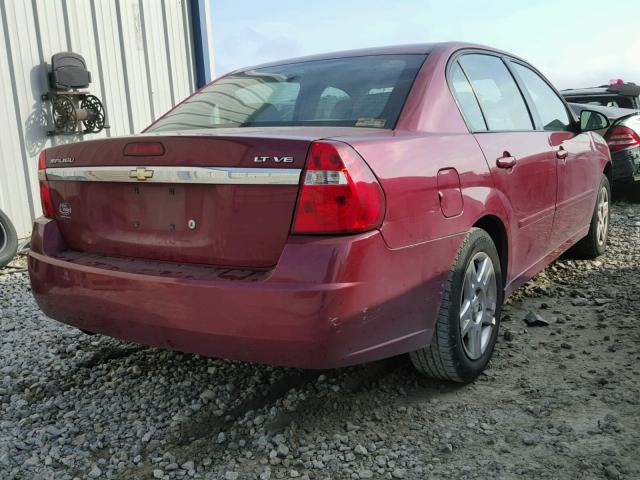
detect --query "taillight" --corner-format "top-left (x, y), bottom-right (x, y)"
top-left (292, 141), bottom-right (385, 234)
top-left (607, 125), bottom-right (640, 152)
top-left (38, 150), bottom-right (55, 218)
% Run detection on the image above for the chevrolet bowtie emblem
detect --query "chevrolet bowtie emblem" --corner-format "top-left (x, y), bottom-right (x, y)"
top-left (129, 167), bottom-right (154, 181)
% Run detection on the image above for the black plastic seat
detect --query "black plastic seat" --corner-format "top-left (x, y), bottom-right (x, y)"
top-left (49, 52), bottom-right (91, 90)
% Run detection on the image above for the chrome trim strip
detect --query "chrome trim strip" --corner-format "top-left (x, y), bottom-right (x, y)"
top-left (45, 166), bottom-right (302, 185)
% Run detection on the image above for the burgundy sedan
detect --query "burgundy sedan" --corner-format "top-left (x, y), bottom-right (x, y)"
top-left (29, 43), bottom-right (612, 382)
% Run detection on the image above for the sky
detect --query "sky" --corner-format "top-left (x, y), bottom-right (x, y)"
top-left (210, 0), bottom-right (640, 91)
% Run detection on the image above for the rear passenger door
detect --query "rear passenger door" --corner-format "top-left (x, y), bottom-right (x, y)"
top-left (507, 60), bottom-right (598, 249)
top-left (450, 53), bottom-right (558, 282)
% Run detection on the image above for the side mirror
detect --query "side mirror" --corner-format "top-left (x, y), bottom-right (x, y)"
top-left (579, 109), bottom-right (610, 132)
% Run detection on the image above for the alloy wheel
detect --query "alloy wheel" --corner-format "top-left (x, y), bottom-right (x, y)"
top-left (596, 185), bottom-right (609, 247)
top-left (459, 252), bottom-right (497, 360)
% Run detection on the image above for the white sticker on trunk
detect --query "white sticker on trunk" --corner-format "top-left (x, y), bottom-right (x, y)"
top-left (58, 203), bottom-right (72, 217)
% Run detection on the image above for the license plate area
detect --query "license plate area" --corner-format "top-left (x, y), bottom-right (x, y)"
top-left (123, 184), bottom-right (197, 233)
top-left (51, 178), bottom-right (297, 267)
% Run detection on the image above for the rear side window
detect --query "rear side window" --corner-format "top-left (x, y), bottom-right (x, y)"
top-left (449, 62), bottom-right (487, 131)
top-left (510, 62), bottom-right (571, 131)
top-left (147, 54), bottom-right (426, 132)
top-left (458, 54), bottom-right (533, 131)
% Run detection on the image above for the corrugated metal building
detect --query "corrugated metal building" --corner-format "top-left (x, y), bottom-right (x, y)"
top-left (0, 0), bottom-right (214, 239)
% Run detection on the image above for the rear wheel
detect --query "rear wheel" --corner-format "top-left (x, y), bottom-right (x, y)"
top-left (0, 209), bottom-right (18, 268)
top-left (410, 228), bottom-right (502, 383)
top-left (573, 174), bottom-right (610, 259)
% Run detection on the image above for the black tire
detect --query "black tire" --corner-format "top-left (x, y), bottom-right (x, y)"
top-left (0, 209), bottom-right (18, 268)
top-left (410, 228), bottom-right (503, 383)
top-left (572, 174), bottom-right (611, 259)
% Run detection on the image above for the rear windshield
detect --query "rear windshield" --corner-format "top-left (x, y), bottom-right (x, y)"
top-left (147, 54), bottom-right (426, 132)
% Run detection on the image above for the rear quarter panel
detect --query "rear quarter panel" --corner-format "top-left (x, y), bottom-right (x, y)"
top-left (347, 133), bottom-right (503, 250)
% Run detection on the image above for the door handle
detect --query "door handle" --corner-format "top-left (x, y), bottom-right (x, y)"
top-left (496, 154), bottom-right (517, 169)
top-left (555, 146), bottom-right (568, 159)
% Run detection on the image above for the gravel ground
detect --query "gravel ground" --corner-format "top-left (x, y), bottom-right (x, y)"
top-left (1, 195), bottom-right (639, 480)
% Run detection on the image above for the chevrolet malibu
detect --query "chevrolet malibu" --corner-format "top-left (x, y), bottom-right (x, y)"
top-left (29, 43), bottom-right (612, 383)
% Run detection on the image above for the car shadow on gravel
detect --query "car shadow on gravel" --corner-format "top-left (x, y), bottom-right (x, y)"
top-left (76, 345), bottom-right (148, 368)
top-left (125, 353), bottom-right (449, 448)
top-left (613, 184), bottom-right (640, 203)
top-left (174, 356), bottom-right (418, 444)
top-left (176, 369), bottom-right (321, 446)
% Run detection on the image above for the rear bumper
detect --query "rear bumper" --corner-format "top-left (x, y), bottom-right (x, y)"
top-left (611, 147), bottom-right (640, 183)
top-left (28, 218), bottom-right (460, 368)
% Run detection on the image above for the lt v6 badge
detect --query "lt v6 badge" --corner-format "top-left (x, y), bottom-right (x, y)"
top-left (254, 156), bottom-right (294, 164)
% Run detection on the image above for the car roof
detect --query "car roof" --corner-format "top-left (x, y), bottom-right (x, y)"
top-left (229, 42), bottom-right (521, 73)
top-left (562, 87), bottom-right (612, 96)
top-left (562, 84), bottom-right (640, 97)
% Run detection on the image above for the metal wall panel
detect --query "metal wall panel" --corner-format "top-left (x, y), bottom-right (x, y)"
top-left (0, 0), bottom-right (200, 239)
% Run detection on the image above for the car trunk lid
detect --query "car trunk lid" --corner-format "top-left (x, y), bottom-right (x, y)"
top-left (43, 130), bottom-right (322, 268)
